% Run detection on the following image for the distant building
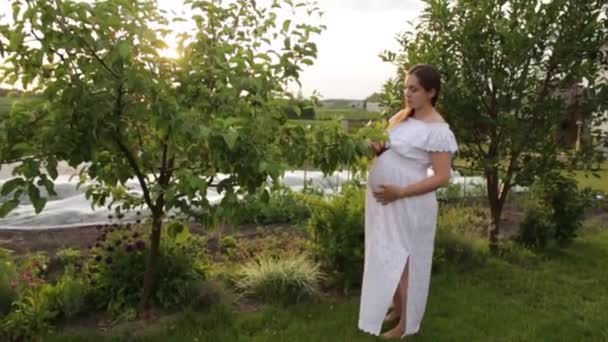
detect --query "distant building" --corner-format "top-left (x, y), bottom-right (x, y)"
top-left (364, 101), bottom-right (385, 113)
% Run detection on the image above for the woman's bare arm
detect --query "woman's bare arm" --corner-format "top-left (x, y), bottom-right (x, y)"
top-left (398, 151), bottom-right (452, 197)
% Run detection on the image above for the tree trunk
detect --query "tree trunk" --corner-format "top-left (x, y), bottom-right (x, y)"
top-left (140, 212), bottom-right (163, 309)
top-left (488, 199), bottom-right (501, 253)
top-left (485, 168), bottom-right (502, 252)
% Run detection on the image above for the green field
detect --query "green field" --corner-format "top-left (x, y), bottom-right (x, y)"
top-left (573, 162), bottom-right (608, 193)
top-left (316, 107), bottom-right (380, 121)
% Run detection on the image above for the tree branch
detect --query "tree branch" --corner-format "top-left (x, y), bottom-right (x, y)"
top-left (111, 83), bottom-right (155, 210)
top-left (52, 5), bottom-right (120, 79)
top-left (154, 130), bottom-right (172, 214)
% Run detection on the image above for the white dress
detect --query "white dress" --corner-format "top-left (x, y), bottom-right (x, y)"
top-left (358, 117), bottom-right (458, 337)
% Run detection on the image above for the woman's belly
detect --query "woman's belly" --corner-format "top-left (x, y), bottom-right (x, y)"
top-left (367, 150), bottom-right (428, 192)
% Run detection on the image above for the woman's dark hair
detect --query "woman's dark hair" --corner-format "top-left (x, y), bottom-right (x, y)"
top-left (389, 64), bottom-right (442, 129)
top-left (408, 64), bottom-right (441, 106)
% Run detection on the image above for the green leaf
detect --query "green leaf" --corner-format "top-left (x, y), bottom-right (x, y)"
top-left (1, 178), bottom-right (25, 197)
top-left (46, 160), bottom-right (59, 180)
top-left (301, 58), bottom-right (314, 66)
top-left (42, 178), bottom-right (57, 197)
top-left (199, 125), bottom-right (212, 139)
top-left (282, 20), bottom-right (292, 32)
top-left (117, 41), bottom-right (132, 59)
top-left (32, 196), bottom-right (47, 214)
top-left (27, 184), bottom-right (46, 214)
top-left (11, 142), bottom-right (32, 154)
top-left (0, 200), bottom-right (19, 218)
top-left (166, 221), bottom-right (191, 243)
top-left (223, 129), bottom-right (239, 150)
top-left (9, 30), bottom-right (24, 49)
top-left (166, 221), bottom-right (185, 239)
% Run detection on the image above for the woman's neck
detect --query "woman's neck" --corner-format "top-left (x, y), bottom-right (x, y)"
top-left (413, 105), bottom-right (435, 120)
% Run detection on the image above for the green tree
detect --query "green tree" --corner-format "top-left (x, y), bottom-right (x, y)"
top-left (381, 0), bottom-right (608, 249)
top-left (0, 0), bottom-right (332, 308)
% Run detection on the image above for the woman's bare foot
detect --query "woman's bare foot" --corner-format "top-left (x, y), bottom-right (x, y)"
top-left (381, 325), bottom-right (405, 339)
top-left (384, 309), bottom-right (400, 323)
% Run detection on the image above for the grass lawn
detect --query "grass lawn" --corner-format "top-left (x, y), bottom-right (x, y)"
top-left (573, 162), bottom-right (608, 193)
top-left (47, 231), bottom-right (608, 341)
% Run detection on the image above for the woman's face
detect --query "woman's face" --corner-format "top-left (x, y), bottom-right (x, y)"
top-left (404, 74), bottom-right (435, 109)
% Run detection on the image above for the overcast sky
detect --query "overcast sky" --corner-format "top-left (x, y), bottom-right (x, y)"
top-left (0, 0), bottom-right (426, 99)
top-left (288, 0), bottom-right (425, 99)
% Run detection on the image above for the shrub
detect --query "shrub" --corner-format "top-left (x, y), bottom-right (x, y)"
top-left (222, 231), bottom-right (308, 262)
top-left (1, 254), bottom-right (57, 341)
top-left (0, 258), bottom-right (17, 315)
top-left (517, 209), bottom-right (553, 250)
top-left (433, 227), bottom-right (488, 273)
top-left (85, 221), bottom-right (208, 316)
top-left (517, 173), bottom-right (593, 250)
top-left (154, 222), bottom-right (209, 310)
top-left (55, 248), bottom-right (82, 269)
top-left (306, 184), bottom-right (364, 292)
top-left (235, 254), bottom-right (322, 304)
top-left (495, 240), bottom-right (539, 267)
top-left (237, 186), bottom-right (310, 225)
top-left (433, 205), bottom-right (489, 272)
top-left (219, 235), bottom-right (239, 259)
top-left (437, 205), bottom-right (488, 237)
top-left (46, 273), bottom-right (88, 319)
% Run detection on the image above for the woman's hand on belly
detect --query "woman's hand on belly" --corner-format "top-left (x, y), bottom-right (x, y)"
top-left (372, 184), bottom-right (406, 205)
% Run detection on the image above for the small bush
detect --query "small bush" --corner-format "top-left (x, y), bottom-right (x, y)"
top-left (46, 273), bottom-right (88, 319)
top-left (55, 248), bottom-right (82, 268)
top-left (433, 227), bottom-right (488, 272)
top-left (517, 209), bottom-right (553, 250)
top-left (0, 259), bottom-right (17, 315)
top-left (85, 224), bottom-right (147, 316)
top-left (155, 222), bottom-right (209, 310)
top-left (222, 231), bottom-right (308, 262)
top-left (235, 254), bottom-right (322, 304)
top-left (432, 205), bottom-right (489, 272)
top-left (306, 184), bottom-right (364, 292)
top-left (219, 235), bottom-right (239, 258)
top-left (438, 205), bottom-right (488, 237)
top-left (495, 240), bottom-right (539, 267)
top-left (237, 186), bottom-right (310, 225)
top-left (1, 254), bottom-right (57, 341)
top-left (85, 221), bottom-right (208, 316)
top-left (517, 173), bottom-right (592, 250)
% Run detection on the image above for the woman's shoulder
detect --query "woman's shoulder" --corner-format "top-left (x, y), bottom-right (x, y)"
top-left (418, 111), bottom-right (447, 124)
top-left (388, 109), bottom-right (409, 126)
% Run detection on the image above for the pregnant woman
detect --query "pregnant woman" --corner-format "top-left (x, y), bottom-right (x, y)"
top-left (358, 64), bottom-right (458, 339)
